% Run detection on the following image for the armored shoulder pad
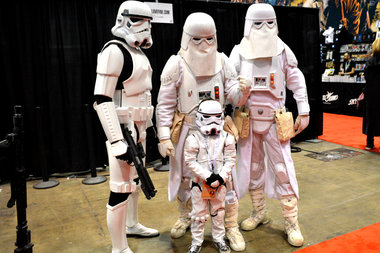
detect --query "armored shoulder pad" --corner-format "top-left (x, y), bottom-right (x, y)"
top-left (160, 55), bottom-right (181, 86)
top-left (283, 43), bottom-right (298, 67)
top-left (228, 45), bottom-right (241, 73)
top-left (221, 53), bottom-right (238, 80)
top-left (96, 44), bottom-right (124, 77)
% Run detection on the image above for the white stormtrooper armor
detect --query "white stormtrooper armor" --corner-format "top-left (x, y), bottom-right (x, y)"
top-left (230, 3), bottom-right (309, 247)
top-left (155, 12), bottom-right (247, 251)
top-left (94, 2), bottom-right (158, 253)
top-left (184, 100), bottom-right (234, 252)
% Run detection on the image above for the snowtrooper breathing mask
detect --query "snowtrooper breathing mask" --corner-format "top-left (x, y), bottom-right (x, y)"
top-left (179, 12), bottom-right (222, 77)
top-left (240, 3), bottom-right (284, 59)
top-left (111, 1), bottom-right (153, 49)
top-left (195, 100), bottom-right (225, 136)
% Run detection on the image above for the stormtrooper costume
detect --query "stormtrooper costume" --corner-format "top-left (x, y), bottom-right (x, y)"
top-left (155, 12), bottom-right (249, 251)
top-left (228, 3), bottom-right (310, 247)
top-left (94, 1), bottom-right (158, 252)
top-left (184, 100), bottom-right (233, 253)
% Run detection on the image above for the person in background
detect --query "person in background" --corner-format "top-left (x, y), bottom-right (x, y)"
top-left (363, 38), bottom-right (380, 150)
top-left (339, 53), bottom-right (356, 76)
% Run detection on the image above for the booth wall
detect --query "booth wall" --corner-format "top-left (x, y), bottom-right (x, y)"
top-left (0, 1), bottom-right (321, 176)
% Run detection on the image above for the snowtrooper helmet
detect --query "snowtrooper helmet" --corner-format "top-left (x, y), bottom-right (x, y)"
top-left (195, 99), bottom-right (224, 136)
top-left (244, 3), bottom-right (278, 37)
top-left (240, 3), bottom-right (283, 59)
top-left (179, 12), bottom-right (221, 77)
top-left (111, 1), bottom-right (153, 49)
top-left (180, 12), bottom-right (217, 50)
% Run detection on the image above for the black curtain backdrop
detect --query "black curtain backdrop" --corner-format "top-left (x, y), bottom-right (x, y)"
top-left (0, 1), bottom-right (321, 176)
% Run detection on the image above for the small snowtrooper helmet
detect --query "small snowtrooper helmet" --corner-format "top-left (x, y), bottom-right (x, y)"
top-left (195, 99), bottom-right (224, 136)
top-left (111, 1), bottom-right (153, 49)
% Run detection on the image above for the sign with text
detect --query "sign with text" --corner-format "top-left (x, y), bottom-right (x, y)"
top-left (145, 2), bottom-right (173, 24)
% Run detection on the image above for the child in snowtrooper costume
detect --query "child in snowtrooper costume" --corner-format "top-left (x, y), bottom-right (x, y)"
top-left (184, 99), bottom-right (234, 253)
top-left (155, 12), bottom-right (250, 251)
top-left (93, 1), bottom-right (158, 252)
top-left (229, 3), bottom-right (310, 247)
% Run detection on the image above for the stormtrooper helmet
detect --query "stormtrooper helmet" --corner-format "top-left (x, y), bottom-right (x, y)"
top-left (195, 99), bottom-right (225, 136)
top-left (111, 1), bottom-right (153, 49)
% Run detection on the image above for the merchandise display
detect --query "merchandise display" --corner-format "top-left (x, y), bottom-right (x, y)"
top-left (321, 27), bottom-right (376, 83)
top-left (93, 1), bottom-right (158, 252)
top-left (321, 26), bottom-right (377, 116)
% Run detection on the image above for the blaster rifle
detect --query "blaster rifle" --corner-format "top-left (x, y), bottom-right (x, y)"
top-left (123, 127), bottom-right (157, 200)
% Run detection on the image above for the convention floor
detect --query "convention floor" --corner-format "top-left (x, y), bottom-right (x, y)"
top-left (1, 140), bottom-right (380, 253)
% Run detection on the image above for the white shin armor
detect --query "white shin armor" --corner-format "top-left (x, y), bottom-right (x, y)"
top-left (107, 200), bottom-right (130, 253)
top-left (126, 190), bottom-right (139, 228)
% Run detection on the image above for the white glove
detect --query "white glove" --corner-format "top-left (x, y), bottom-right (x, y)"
top-left (238, 76), bottom-right (251, 95)
top-left (294, 115), bottom-right (310, 135)
top-left (158, 139), bottom-right (175, 158)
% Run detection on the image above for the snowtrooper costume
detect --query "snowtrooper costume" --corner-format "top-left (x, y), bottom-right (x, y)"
top-left (155, 12), bottom-right (249, 251)
top-left (184, 99), bottom-right (233, 253)
top-left (94, 1), bottom-right (158, 252)
top-left (228, 3), bottom-right (310, 247)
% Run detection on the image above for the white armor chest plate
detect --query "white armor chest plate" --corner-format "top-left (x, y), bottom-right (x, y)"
top-left (121, 46), bottom-right (152, 98)
top-left (241, 55), bottom-right (285, 99)
top-left (178, 60), bottom-right (225, 117)
top-left (114, 46), bottom-right (153, 123)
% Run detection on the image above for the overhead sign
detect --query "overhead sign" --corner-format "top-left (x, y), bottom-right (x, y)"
top-left (145, 2), bottom-right (173, 24)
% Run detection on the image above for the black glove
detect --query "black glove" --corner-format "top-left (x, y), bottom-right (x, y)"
top-left (206, 173), bottom-right (224, 189)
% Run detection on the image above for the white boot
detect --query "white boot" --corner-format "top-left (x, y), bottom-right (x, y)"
top-left (126, 190), bottom-right (159, 237)
top-left (241, 187), bottom-right (270, 231)
top-left (171, 197), bottom-right (192, 238)
top-left (225, 200), bottom-right (245, 251)
top-left (281, 195), bottom-right (304, 247)
top-left (107, 200), bottom-right (133, 253)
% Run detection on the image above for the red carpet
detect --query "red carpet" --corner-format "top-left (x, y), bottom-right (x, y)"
top-left (296, 222), bottom-right (380, 253)
top-left (318, 113), bottom-right (380, 154)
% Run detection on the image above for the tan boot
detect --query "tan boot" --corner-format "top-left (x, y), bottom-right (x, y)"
top-left (171, 197), bottom-right (192, 238)
top-left (225, 200), bottom-right (245, 251)
top-left (241, 187), bottom-right (270, 231)
top-left (281, 196), bottom-right (304, 247)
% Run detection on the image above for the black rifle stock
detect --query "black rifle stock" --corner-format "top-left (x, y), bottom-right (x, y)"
top-left (123, 127), bottom-right (157, 200)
